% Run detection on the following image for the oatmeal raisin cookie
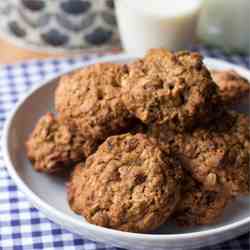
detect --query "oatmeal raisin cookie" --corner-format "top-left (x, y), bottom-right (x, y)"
top-left (55, 63), bottom-right (133, 147)
top-left (68, 133), bottom-right (183, 232)
top-left (26, 113), bottom-right (90, 173)
top-left (122, 49), bottom-right (219, 130)
top-left (211, 70), bottom-right (250, 105)
top-left (174, 173), bottom-right (231, 226)
top-left (149, 111), bottom-right (250, 196)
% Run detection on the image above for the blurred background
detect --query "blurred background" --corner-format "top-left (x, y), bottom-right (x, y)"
top-left (0, 0), bottom-right (249, 64)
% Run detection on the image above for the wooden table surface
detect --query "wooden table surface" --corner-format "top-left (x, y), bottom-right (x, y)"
top-left (0, 38), bottom-right (121, 64)
top-left (0, 38), bottom-right (70, 64)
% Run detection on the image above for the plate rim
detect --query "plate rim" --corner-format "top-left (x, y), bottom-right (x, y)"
top-left (2, 53), bottom-right (250, 241)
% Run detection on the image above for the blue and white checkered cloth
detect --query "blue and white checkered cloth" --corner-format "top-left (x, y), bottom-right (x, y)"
top-left (0, 47), bottom-right (249, 250)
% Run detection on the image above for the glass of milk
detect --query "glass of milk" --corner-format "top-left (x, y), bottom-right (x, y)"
top-left (115, 0), bottom-right (202, 55)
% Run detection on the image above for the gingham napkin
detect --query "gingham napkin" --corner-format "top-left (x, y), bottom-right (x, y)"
top-left (0, 48), bottom-right (249, 250)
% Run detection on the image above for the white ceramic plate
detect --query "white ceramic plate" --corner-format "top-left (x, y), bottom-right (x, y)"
top-left (2, 54), bottom-right (250, 250)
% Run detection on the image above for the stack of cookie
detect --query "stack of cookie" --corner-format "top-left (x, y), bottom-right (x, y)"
top-left (26, 49), bottom-right (250, 233)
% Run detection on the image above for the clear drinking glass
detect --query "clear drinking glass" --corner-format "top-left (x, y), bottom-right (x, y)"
top-left (198, 0), bottom-right (250, 54)
top-left (115, 0), bottom-right (202, 55)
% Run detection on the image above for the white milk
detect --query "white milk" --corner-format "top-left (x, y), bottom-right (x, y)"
top-left (115, 0), bottom-right (202, 55)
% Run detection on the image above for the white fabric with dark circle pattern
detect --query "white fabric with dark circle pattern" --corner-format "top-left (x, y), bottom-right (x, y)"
top-left (0, 0), bottom-right (119, 50)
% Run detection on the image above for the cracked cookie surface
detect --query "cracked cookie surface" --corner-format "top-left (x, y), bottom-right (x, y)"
top-left (68, 133), bottom-right (183, 232)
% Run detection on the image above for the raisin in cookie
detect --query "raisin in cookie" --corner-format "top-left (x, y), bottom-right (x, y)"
top-left (174, 173), bottom-right (231, 226)
top-left (68, 133), bottom-right (183, 233)
top-left (55, 63), bottom-right (133, 148)
top-left (211, 70), bottom-right (250, 105)
top-left (26, 113), bottom-right (91, 173)
top-left (122, 49), bottom-right (219, 130)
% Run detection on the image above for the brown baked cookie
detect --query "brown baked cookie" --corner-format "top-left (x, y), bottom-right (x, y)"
top-left (122, 49), bottom-right (219, 130)
top-left (26, 113), bottom-right (90, 174)
top-left (211, 70), bottom-right (250, 105)
top-left (149, 111), bottom-right (250, 196)
top-left (174, 173), bottom-right (231, 226)
top-left (68, 133), bottom-right (183, 233)
top-left (55, 63), bottom-right (133, 150)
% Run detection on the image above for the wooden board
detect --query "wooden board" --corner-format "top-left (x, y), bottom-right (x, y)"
top-left (0, 38), bottom-right (67, 64)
